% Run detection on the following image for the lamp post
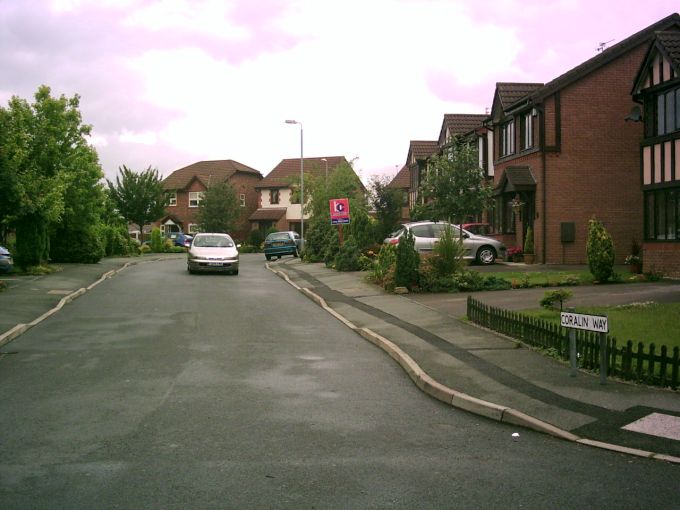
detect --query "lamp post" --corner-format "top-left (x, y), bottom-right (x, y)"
top-left (285, 119), bottom-right (304, 249)
top-left (321, 157), bottom-right (328, 179)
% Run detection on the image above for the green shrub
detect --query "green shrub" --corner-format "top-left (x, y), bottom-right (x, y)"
top-left (323, 229), bottom-right (340, 266)
top-left (303, 219), bottom-right (334, 262)
top-left (150, 228), bottom-right (163, 253)
top-left (480, 275), bottom-right (512, 291)
top-left (140, 244), bottom-right (151, 254)
top-left (238, 245), bottom-right (257, 253)
top-left (586, 217), bottom-right (616, 283)
top-left (247, 229), bottom-right (265, 249)
top-left (347, 209), bottom-right (375, 251)
top-left (540, 289), bottom-right (573, 310)
top-left (334, 236), bottom-right (362, 271)
top-left (369, 244), bottom-right (397, 285)
top-left (50, 225), bottom-right (104, 263)
top-left (453, 270), bottom-right (485, 291)
top-left (430, 225), bottom-right (465, 277)
top-left (394, 229), bottom-right (419, 289)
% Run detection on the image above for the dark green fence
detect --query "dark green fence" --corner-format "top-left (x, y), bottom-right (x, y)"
top-left (467, 296), bottom-right (679, 390)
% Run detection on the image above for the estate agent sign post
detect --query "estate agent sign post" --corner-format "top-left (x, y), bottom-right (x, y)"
top-left (560, 309), bottom-right (609, 384)
top-left (329, 198), bottom-right (350, 244)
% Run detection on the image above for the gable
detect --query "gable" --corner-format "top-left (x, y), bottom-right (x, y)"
top-left (632, 30), bottom-right (680, 96)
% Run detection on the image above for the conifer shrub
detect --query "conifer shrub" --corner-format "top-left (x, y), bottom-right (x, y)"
top-left (394, 229), bottom-right (419, 289)
top-left (334, 236), bottom-right (362, 271)
top-left (150, 227), bottom-right (163, 253)
top-left (586, 217), bottom-right (616, 283)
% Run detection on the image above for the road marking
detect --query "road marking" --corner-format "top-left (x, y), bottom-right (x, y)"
top-left (622, 413), bottom-right (680, 441)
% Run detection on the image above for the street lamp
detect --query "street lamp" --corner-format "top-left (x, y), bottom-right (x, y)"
top-left (320, 157), bottom-right (328, 179)
top-left (285, 119), bottom-right (304, 249)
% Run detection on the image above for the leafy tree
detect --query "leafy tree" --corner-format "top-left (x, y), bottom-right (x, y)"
top-left (418, 136), bottom-right (492, 229)
top-left (1, 86), bottom-right (100, 267)
top-left (304, 161), bottom-right (367, 259)
top-left (586, 217), bottom-right (616, 283)
top-left (368, 175), bottom-right (404, 241)
top-left (196, 180), bottom-right (240, 233)
top-left (107, 165), bottom-right (167, 242)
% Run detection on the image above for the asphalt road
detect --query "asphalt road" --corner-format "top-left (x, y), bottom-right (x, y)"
top-left (0, 255), bottom-right (677, 509)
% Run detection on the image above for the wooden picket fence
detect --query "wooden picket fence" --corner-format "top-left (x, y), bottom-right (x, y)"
top-left (467, 296), bottom-right (680, 390)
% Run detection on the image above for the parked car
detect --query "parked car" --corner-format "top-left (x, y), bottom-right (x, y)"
top-left (187, 233), bottom-right (239, 275)
top-left (383, 221), bottom-right (506, 265)
top-left (0, 245), bottom-right (13, 273)
top-left (461, 222), bottom-right (491, 236)
top-left (264, 231), bottom-right (300, 260)
top-left (167, 232), bottom-right (193, 247)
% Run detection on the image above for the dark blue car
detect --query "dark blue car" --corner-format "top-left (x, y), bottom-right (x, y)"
top-left (264, 231), bottom-right (300, 260)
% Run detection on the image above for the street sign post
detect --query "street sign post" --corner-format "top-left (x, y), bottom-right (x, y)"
top-left (560, 311), bottom-right (609, 384)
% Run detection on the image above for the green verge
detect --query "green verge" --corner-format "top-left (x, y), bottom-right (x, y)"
top-left (522, 302), bottom-right (680, 350)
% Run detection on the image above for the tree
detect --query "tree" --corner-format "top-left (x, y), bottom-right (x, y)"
top-left (107, 165), bottom-right (167, 241)
top-left (196, 180), bottom-right (240, 234)
top-left (1, 86), bottom-right (98, 266)
top-left (368, 175), bottom-right (404, 242)
top-left (418, 136), bottom-right (492, 229)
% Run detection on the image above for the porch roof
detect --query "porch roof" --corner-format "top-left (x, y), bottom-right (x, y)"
top-left (248, 208), bottom-right (287, 221)
top-left (495, 166), bottom-right (536, 194)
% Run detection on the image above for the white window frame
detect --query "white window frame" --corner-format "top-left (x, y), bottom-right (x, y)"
top-left (522, 113), bottom-right (533, 150)
top-left (168, 191), bottom-right (177, 206)
top-left (188, 223), bottom-right (199, 234)
top-left (500, 120), bottom-right (515, 157)
top-left (189, 191), bottom-right (204, 207)
top-left (240, 193), bottom-right (246, 207)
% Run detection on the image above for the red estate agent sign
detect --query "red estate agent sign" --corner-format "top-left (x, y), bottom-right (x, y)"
top-left (329, 198), bottom-right (350, 225)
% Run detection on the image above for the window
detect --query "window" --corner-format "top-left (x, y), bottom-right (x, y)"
top-left (645, 188), bottom-right (680, 240)
top-left (188, 223), bottom-right (199, 234)
top-left (270, 189), bottom-right (280, 205)
top-left (189, 191), bottom-right (204, 207)
top-left (656, 86), bottom-right (680, 136)
top-left (167, 191), bottom-right (177, 206)
top-left (240, 193), bottom-right (246, 207)
top-left (520, 113), bottom-right (533, 150)
top-left (500, 120), bottom-right (515, 157)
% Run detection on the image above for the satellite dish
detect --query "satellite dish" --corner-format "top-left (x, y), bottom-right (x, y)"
top-left (625, 106), bottom-right (642, 122)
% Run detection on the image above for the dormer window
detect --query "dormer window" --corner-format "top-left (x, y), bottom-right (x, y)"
top-left (500, 119), bottom-right (515, 157)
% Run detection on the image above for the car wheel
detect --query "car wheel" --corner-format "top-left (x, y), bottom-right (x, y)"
top-left (232, 269), bottom-right (239, 275)
top-left (293, 249), bottom-right (298, 258)
top-left (187, 266), bottom-right (194, 274)
top-left (476, 246), bottom-right (496, 265)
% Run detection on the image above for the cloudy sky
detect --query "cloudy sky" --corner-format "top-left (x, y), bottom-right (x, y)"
top-left (1, 0), bottom-right (678, 182)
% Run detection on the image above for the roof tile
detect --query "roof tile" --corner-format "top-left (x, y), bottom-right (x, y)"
top-left (163, 160), bottom-right (262, 190)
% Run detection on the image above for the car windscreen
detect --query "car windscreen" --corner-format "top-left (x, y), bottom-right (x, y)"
top-left (267, 233), bottom-right (291, 241)
top-left (193, 236), bottom-right (233, 247)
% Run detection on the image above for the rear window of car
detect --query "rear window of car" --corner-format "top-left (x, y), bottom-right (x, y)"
top-left (410, 225), bottom-right (433, 238)
top-left (267, 233), bottom-right (291, 241)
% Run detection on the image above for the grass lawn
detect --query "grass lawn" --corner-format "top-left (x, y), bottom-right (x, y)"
top-left (522, 302), bottom-right (680, 350)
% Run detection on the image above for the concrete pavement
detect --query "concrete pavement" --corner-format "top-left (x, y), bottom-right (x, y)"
top-left (267, 257), bottom-right (680, 464)
top-left (2, 254), bottom-right (679, 464)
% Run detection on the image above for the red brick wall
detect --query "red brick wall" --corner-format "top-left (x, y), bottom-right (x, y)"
top-left (642, 243), bottom-right (680, 278)
top-left (495, 43), bottom-right (648, 264)
top-left (157, 173), bottom-right (261, 242)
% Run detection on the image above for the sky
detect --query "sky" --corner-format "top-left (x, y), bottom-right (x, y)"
top-left (1, 0), bottom-right (678, 183)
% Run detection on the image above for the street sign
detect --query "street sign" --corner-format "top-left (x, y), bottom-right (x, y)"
top-left (560, 311), bottom-right (609, 333)
top-left (330, 198), bottom-right (350, 225)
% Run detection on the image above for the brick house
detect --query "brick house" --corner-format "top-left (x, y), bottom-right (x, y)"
top-left (407, 140), bottom-right (439, 209)
top-left (249, 156), bottom-right (350, 233)
top-left (631, 28), bottom-right (680, 277)
top-left (487, 14), bottom-right (680, 264)
top-left (158, 160), bottom-right (263, 242)
top-left (388, 164), bottom-right (411, 222)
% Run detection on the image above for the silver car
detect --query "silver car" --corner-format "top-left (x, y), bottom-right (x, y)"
top-left (187, 233), bottom-right (239, 275)
top-left (384, 221), bottom-right (506, 265)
